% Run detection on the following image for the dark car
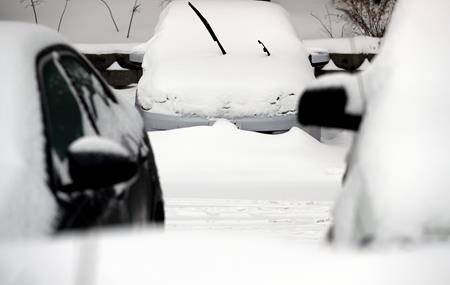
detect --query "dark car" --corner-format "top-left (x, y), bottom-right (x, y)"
top-left (0, 22), bottom-right (164, 239)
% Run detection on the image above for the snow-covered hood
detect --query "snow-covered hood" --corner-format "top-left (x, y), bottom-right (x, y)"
top-left (137, 0), bottom-right (314, 119)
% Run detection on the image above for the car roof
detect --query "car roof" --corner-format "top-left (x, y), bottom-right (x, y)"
top-left (0, 22), bottom-right (69, 202)
top-left (0, 21), bottom-right (68, 99)
top-left (0, 21), bottom-right (67, 75)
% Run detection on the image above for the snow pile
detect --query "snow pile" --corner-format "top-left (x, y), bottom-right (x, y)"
top-left (2, 230), bottom-right (450, 284)
top-left (317, 0), bottom-right (450, 244)
top-left (149, 120), bottom-right (346, 201)
top-left (137, 0), bottom-right (314, 119)
top-left (303, 36), bottom-right (381, 54)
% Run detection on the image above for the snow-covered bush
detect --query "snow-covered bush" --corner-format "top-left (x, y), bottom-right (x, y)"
top-left (333, 0), bottom-right (396, 37)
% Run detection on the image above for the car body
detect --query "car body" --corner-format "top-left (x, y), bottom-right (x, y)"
top-left (134, 0), bottom-right (328, 133)
top-left (298, 0), bottom-right (450, 245)
top-left (0, 22), bottom-right (164, 239)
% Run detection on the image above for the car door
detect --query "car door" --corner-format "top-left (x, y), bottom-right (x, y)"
top-left (37, 46), bottom-right (160, 230)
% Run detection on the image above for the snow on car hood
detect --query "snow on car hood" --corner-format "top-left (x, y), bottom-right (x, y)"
top-left (137, 0), bottom-right (314, 119)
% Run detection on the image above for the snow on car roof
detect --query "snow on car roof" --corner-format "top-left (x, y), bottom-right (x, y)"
top-left (137, 0), bottom-right (314, 119)
top-left (148, 0), bottom-right (303, 56)
top-left (0, 22), bottom-right (66, 238)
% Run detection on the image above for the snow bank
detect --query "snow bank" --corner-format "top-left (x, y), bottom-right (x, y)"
top-left (137, 0), bottom-right (314, 119)
top-left (0, 22), bottom-right (63, 238)
top-left (149, 120), bottom-right (346, 201)
top-left (2, 230), bottom-right (450, 284)
top-left (303, 36), bottom-right (381, 54)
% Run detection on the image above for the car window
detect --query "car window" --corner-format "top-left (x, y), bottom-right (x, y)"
top-left (42, 59), bottom-right (84, 159)
top-left (58, 54), bottom-right (122, 140)
top-left (40, 55), bottom-right (87, 189)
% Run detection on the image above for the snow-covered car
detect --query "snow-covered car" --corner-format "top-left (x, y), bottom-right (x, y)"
top-left (0, 22), bottom-right (164, 239)
top-left (134, 0), bottom-right (328, 132)
top-left (298, 0), bottom-right (450, 245)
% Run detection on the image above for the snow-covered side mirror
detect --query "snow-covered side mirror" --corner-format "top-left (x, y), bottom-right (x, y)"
top-left (298, 73), bottom-right (365, 131)
top-left (307, 48), bottom-right (330, 68)
top-left (68, 137), bottom-right (137, 189)
top-left (298, 87), bottom-right (361, 131)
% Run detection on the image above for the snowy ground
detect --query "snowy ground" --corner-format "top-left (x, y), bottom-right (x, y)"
top-left (112, 86), bottom-right (350, 243)
top-left (149, 120), bottom-right (349, 201)
top-left (165, 198), bottom-right (333, 243)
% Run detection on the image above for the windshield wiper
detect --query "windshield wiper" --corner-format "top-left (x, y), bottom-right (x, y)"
top-left (258, 40), bottom-right (271, 56)
top-left (188, 2), bottom-right (227, 55)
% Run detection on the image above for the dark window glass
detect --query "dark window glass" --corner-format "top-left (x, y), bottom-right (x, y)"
top-left (59, 55), bottom-right (123, 142)
top-left (42, 59), bottom-right (84, 160)
top-left (60, 56), bottom-right (113, 125)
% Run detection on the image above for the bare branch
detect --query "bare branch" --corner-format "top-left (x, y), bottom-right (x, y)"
top-left (333, 0), bottom-right (396, 37)
top-left (57, 0), bottom-right (70, 32)
top-left (20, 0), bottom-right (42, 23)
top-left (98, 0), bottom-right (120, 32)
top-left (310, 12), bottom-right (334, 38)
top-left (126, 0), bottom-right (141, 38)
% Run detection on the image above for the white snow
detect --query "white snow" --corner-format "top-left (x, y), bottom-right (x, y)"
top-left (137, 0), bottom-right (314, 118)
top-left (165, 198), bottom-right (333, 243)
top-left (106, 62), bottom-right (126, 71)
top-left (2, 230), bottom-right (450, 284)
top-left (69, 136), bottom-right (130, 157)
top-left (321, 59), bottom-right (342, 71)
top-left (303, 36), bottom-right (382, 54)
top-left (149, 120), bottom-right (347, 201)
top-left (358, 58), bottom-right (372, 70)
top-left (74, 43), bottom-right (141, 55)
top-left (112, 85), bottom-right (138, 105)
top-left (308, 0), bottom-right (450, 245)
top-left (0, 22), bottom-right (66, 239)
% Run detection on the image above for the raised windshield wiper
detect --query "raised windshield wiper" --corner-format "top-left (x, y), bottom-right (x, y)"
top-left (188, 2), bottom-right (227, 55)
top-left (258, 40), bottom-right (271, 56)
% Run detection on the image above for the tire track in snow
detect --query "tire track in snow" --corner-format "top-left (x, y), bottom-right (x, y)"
top-left (165, 198), bottom-right (333, 243)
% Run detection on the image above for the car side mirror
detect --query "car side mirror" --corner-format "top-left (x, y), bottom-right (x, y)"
top-left (298, 87), bottom-right (361, 131)
top-left (308, 50), bottom-right (330, 69)
top-left (68, 137), bottom-right (138, 189)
